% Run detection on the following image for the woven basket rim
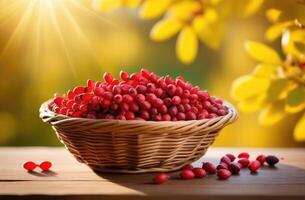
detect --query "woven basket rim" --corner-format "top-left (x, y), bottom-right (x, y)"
top-left (40, 98), bottom-right (238, 126)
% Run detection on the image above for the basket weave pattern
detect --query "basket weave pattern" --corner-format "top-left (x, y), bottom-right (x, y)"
top-left (40, 100), bottom-right (238, 173)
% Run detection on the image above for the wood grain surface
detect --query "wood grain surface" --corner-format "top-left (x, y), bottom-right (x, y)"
top-left (0, 147), bottom-right (304, 200)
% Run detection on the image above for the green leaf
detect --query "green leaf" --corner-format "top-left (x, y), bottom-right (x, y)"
top-left (285, 86), bottom-right (305, 113)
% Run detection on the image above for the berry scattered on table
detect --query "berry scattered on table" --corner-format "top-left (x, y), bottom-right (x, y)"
top-left (265, 155), bottom-right (279, 166)
top-left (153, 173), bottom-right (169, 184)
top-left (182, 164), bottom-right (194, 170)
top-left (248, 160), bottom-right (261, 173)
top-left (39, 161), bottom-right (52, 171)
top-left (49, 69), bottom-right (228, 121)
top-left (238, 152), bottom-right (250, 159)
top-left (238, 158), bottom-right (250, 168)
top-left (202, 162), bottom-right (217, 174)
top-left (23, 161), bottom-right (37, 171)
top-left (217, 169), bottom-right (232, 180)
top-left (180, 169), bottom-right (195, 180)
top-left (192, 168), bottom-right (207, 178)
top-left (228, 162), bottom-right (241, 174)
top-left (256, 154), bottom-right (266, 165)
top-left (152, 152), bottom-right (281, 184)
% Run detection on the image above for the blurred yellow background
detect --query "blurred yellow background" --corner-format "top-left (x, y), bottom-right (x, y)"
top-left (0, 0), bottom-right (304, 147)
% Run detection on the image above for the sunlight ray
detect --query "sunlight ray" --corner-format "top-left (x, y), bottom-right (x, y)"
top-left (46, 1), bottom-right (78, 79)
top-left (58, 2), bottom-right (102, 65)
top-left (0, 0), bottom-right (37, 59)
top-left (68, 0), bottom-right (119, 29)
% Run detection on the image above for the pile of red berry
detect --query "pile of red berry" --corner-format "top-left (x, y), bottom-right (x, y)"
top-left (49, 69), bottom-right (228, 121)
top-left (153, 153), bottom-right (279, 184)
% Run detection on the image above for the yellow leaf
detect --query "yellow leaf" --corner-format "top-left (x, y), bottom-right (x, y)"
top-left (243, 0), bottom-right (264, 17)
top-left (265, 21), bottom-right (294, 41)
top-left (282, 30), bottom-right (305, 58)
top-left (231, 75), bottom-right (270, 101)
top-left (203, 8), bottom-right (218, 23)
top-left (140, 0), bottom-right (172, 19)
top-left (176, 26), bottom-right (198, 64)
top-left (238, 95), bottom-right (265, 113)
top-left (245, 41), bottom-right (282, 65)
top-left (150, 18), bottom-right (182, 41)
top-left (252, 63), bottom-right (277, 77)
top-left (169, 0), bottom-right (201, 21)
top-left (259, 102), bottom-right (285, 126)
top-left (124, 0), bottom-right (142, 8)
top-left (265, 79), bottom-right (290, 101)
top-left (92, 0), bottom-right (122, 11)
top-left (294, 113), bottom-right (305, 141)
top-left (265, 8), bottom-right (282, 23)
top-left (193, 15), bottom-right (223, 49)
top-left (285, 86), bottom-right (305, 113)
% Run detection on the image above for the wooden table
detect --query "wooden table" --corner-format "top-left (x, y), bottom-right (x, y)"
top-left (0, 147), bottom-right (304, 200)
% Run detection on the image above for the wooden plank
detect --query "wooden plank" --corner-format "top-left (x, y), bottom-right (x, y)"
top-left (0, 147), bottom-right (304, 200)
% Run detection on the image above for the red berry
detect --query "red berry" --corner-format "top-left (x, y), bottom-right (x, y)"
top-left (23, 161), bottom-right (37, 171)
top-left (168, 106), bottom-right (178, 116)
top-left (54, 96), bottom-right (63, 106)
top-left (217, 162), bottom-right (229, 170)
top-left (185, 111), bottom-right (196, 120)
top-left (120, 70), bottom-right (129, 81)
top-left (114, 94), bottom-right (123, 103)
top-left (129, 103), bottom-right (139, 112)
top-left (87, 79), bottom-right (95, 88)
top-left (217, 169), bottom-right (231, 180)
top-left (192, 168), bottom-right (206, 178)
top-left (147, 83), bottom-right (156, 93)
top-left (162, 114), bottom-right (171, 121)
top-left (123, 94), bottom-right (133, 103)
top-left (140, 101), bottom-right (151, 110)
top-left (39, 161), bottom-right (52, 171)
top-left (158, 104), bottom-right (167, 113)
top-left (225, 153), bottom-right (236, 162)
top-left (176, 112), bottom-right (186, 120)
top-left (167, 84), bottom-right (176, 96)
top-left (125, 111), bottom-right (135, 120)
top-left (238, 152), bottom-right (250, 159)
top-left (153, 173), bottom-right (169, 184)
top-left (140, 110), bottom-right (150, 120)
top-left (180, 169), bottom-right (195, 180)
top-left (265, 155), bottom-right (279, 166)
top-left (220, 156), bottom-right (231, 165)
top-left (238, 158), bottom-right (250, 168)
top-left (256, 154), bottom-right (266, 165)
top-left (248, 160), bottom-right (261, 172)
top-left (141, 68), bottom-right (151, 78)
top-left (202, 162), bottom-right (216, 174)
top-left (228, 162), bottom-right (241, 174)
top-left (116, 115), bottom-right (126, 120)
top-left (103, 91), bottom-right (113, 100)
top-left (136, 85), bottom-right (147, 94)
top-left (105, 114), bottom-right (114, 119)
top-left (94, 87), bottom-right (105, 96)
top-left (73, 86), bottom-right (85, 95)
top-left (172, 96), bottom-right (181, 105)
top-left (136, 94), bottom-right (146, 103)
top-left (154, 88), bottom-right (163, 97)
top-left (182, 164), bottom-right (193, 170)
top-left (103, 72), bottom-right (113, 83)
top-left (67, 90), bottom-right (75, 99)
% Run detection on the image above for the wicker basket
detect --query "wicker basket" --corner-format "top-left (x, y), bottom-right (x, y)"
top-left (39, 100), bottom-right (238, 173)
